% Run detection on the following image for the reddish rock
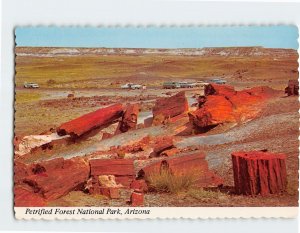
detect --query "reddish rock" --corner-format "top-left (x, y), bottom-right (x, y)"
top-left (118, 103), bottom-right (139, 133)
top-left (232, 151), bottom-right (287, 196)
top-left (23, 157), bottom-right (90, 200)
top-left (152, 91), bottom-right (188, 125)
top-left (160, 148), bottom-right (179, 157)
top-left (189, 95), bottom-right (235, 129)
top-left (138, 151), bottom-right (223, 187)
top-left (14, 185), bottom-right (47, 207)
top-left (130, 191), bottom-right (144, 206)
top-left (285, 79), bottom-right (299, 96)
top-left (89, 159), bottom-right (135, 187)
top-left (205, 84), bottom-right (236, 97)
top-left (151, 136), bottom-right (175, 157)
top-left (99, 187), bottom-right (120, 199)
top-left (57, 104), bottom-right (123, 138)
top-left (14, 161), bottom-right (31, 184)
top-left (130, 179), bottom-right (148, 192)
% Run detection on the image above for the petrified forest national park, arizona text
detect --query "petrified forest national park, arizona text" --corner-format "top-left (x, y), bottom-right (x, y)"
top-left (14, 26), bottom-right (299, 216)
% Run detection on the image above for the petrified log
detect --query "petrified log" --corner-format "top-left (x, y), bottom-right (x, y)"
top-left (57, 104), bottom-right (123, 138)
top-left (231, 151), bottom-right (287, 196)
top-left (150, 136), bottom-right (175, 157)
top-left (89, 159), bottom-right (135, 187)
top-left (189, 95), bottom-right (235, 129)
top-left (152, 91), bottom-right (188, 125)
top-left (138, 151), bottom-right (223, 187)
top-left (14, 185), bottom-right (47, 207)
top-left (130, 179), bottom-right (148, 193)
top-left (118, 103), bottom-right (139, 133)
top-left (285, 79), bottom-right (299, 96)
top-left (204, 84), bottom-right (236, 97)
top-left (130, 191), bottom-right (144, 206)
top-left (23, 157), bottom-right (90, 200)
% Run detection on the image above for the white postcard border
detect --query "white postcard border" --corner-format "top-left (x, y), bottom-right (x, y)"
top-left (15, 207), bottom-right (298, 220)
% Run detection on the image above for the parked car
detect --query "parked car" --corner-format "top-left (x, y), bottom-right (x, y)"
top-left (24, 82), bottom-right (39, 88)
top-left (178, 82), bottom-right (197, 88)
top-left (209, 78), bottom-right (227, 84)
top-left (121, 83), bottom-right (143, 89)
top-left (195, 81), bottom-right (210, 88)
top-left (163, 82), bottom-right (181, 89)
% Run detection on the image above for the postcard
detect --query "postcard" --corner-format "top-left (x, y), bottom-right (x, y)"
top-left (14, 26), bottom-right (299, 219)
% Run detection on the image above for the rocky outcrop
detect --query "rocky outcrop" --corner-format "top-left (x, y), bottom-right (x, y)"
top-left (57, 104), bottom-right (123, 138)
top-left (232, 151), bottom-right (287, 196)
top-left (152, 91), bottom-right (188, 125)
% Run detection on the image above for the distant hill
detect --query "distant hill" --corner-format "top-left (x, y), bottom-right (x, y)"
top-left (15, 46), bottom-right (298, 58)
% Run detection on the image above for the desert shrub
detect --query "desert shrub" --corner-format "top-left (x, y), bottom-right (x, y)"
top-left (147, 169), bottom-right (198, 194)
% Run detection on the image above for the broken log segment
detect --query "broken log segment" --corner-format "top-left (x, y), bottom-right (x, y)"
top-left (152, 91), bottom-right (188, 125)
top-left (57, 104), bottom-right (124, 138)
top-left (89, 158), bottom-right (135, 187)
top-left (138, 151), bottom-right (223, 187)
top-left (189, 95), bottom-right (236, 130)
top-left (232, 151), bottom-right (287, 196)
top-left (118, 103), bottom-right (140, 133)
top-left (20, 157), bottom-right (90, 201)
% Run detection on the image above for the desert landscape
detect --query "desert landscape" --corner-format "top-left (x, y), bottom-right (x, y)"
top-left (14, 46), bottom-right (299, 207)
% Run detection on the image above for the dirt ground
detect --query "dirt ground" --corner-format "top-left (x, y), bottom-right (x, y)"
top-left (14, 47), bottom-right (299, 207)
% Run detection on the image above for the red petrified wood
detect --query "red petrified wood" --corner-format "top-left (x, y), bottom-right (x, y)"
top-left (138, 151), bottom-right (223, 187)
top-left (57, 104), bottom-right (123, 138)
top-left (89, 159), bottom-right (135, 187)
top-left (152, 91), bottom-right (188, 125)
top-left (231, 151), bottom-right (287, 196)
top-left (118, 103), bottom-right (140, 133)
top-left (130, 191), bottom-right (144, 206)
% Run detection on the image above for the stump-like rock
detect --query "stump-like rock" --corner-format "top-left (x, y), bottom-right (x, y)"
top-left (232, 151), bottom-right (287, 196)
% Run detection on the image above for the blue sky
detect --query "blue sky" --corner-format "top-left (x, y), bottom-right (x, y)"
top-left (15, 26), bottom-right (298, 49)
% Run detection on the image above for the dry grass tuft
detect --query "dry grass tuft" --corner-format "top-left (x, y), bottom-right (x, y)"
top-left (147, 170), bottom-right (199, 194)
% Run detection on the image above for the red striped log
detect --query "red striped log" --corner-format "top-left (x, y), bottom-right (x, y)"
top-left (232, 151), bottom-right (287, 196)
top-left (57, 104), bottom-right (123, 138)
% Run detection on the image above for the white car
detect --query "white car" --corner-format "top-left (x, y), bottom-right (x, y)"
top-left (24, 82), bottom-right (39, 88)
top-left (121, 83), bottom-right (142, 89)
